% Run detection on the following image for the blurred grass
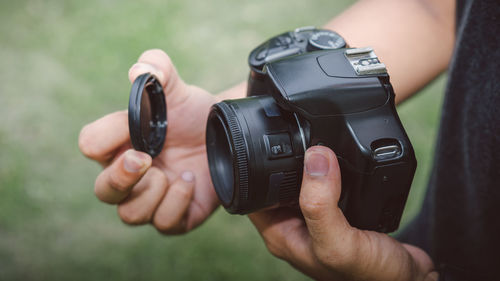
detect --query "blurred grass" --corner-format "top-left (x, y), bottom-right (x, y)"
top-left (0, 0), bottom-right (445, 280)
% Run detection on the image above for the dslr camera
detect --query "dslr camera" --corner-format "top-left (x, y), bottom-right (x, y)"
top-left (205, 27), bottom-right (416, 233)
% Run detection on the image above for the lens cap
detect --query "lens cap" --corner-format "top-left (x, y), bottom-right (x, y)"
top-left (128, 73), bottom-right (167, 158)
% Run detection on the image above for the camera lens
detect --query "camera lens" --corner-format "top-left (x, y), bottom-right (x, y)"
top-left (129, 73), bottom-right (167, 158)
top-left (206, 112), bottom-right (235, 205)
top-left (206, 96), bottom-right (308, 214)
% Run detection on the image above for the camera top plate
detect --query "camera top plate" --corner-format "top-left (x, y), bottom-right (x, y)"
top-left (265, 48), bottom-right (389, 117)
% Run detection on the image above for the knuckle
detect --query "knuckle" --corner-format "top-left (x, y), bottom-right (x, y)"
top-left (153, 218), bottom-right (184, 235)
top-left (172, 184), bottom-right (193, 201)
top-left (107, 172), bottom-right (129, 192)
top-left (94, 175), bottom-right (126, 204)
top-left (152, 213), bottom-right (174, 232)
top-left (299, 193), bottom-right (329, 220)
top-left (118, 205), bottom-right (149, 225)
top-left (148, 167), bottom-right (168, 186)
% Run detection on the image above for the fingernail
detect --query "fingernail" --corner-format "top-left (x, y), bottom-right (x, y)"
top-left (305, 152), bottom-right (329, 177)
top-left (123, 150), bottom-right (148, 173)
top-left (181, 171), bottom-right (195, 182)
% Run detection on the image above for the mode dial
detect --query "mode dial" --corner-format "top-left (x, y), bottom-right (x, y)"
top-left (306, 30), bottom-right (346, 52)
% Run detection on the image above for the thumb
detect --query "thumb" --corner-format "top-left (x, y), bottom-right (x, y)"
top-left (128, 49), bottom-right (188, 106)
top-left (299, 146), bottom-right (353, 254)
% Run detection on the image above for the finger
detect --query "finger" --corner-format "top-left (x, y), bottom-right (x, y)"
top-left (117, 167), bottom-right (168, 225)
top-left (94, 149), bottom-right (152, 204)
top-left (299, 146), bottom-right (355, 261)
top-left (248, 208), bottom-right (308, 259)
top-left (137, 49), bottom-right (174, 86)
top-left (128, 49), bottom-right (189, 106)
top-left (128, 62), bottom-right (166, 87)
top-left (79, 111), bottom-right (130, 164)
top-left (248, 209), bottom-right (336, 279)
top-left (152, 171), bottom-right (195, 234)
top-left (129, 49), bottom-right (182, 92)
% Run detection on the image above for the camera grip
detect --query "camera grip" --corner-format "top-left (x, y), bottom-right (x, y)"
top-left (338, 104), bottom-right (416, 232)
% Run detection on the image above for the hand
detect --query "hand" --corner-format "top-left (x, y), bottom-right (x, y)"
top-left (79, 49), bottom-right (220, 234)
top-left (249, 146), bottom-right (438, 281)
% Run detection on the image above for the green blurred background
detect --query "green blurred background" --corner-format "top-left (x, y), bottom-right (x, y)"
top-left (0, 0), bottom-right (446, 280)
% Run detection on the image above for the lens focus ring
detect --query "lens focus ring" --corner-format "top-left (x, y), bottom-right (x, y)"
top-left (214, 102), bottom-right (249, 202)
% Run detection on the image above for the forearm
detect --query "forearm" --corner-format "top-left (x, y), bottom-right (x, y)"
top-left (325, 0), bottom-right (455, 103)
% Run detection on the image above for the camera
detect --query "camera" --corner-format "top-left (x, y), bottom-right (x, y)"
top-left (206, 28), bottom-right (416, 233)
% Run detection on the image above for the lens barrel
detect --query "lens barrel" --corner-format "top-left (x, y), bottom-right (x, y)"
top-left (206, 96), bottom-right (307, 214)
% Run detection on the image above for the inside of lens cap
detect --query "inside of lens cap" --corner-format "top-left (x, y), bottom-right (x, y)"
top-left (128, 73), bottom-right (167, 158)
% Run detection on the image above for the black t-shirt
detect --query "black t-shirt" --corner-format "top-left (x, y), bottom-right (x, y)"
top-left (397, 0), bottom-right (500, 280)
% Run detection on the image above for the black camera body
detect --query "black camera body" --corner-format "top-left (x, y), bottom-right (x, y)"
top-left (206, 30), bottom-right (416, 233)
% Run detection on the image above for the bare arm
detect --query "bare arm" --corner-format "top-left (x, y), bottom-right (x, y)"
top-left (219, 0), bottom-right (456, 103)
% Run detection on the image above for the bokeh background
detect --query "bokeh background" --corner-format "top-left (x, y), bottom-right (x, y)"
top-left (0, 0), bottom-right (447, 280)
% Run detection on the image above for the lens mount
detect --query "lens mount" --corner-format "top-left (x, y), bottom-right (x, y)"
top-left (128, 73), bottom-right (167, 158)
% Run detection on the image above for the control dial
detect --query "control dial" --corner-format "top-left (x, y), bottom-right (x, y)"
top-left (307, 30), bottom-right (346, 52)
